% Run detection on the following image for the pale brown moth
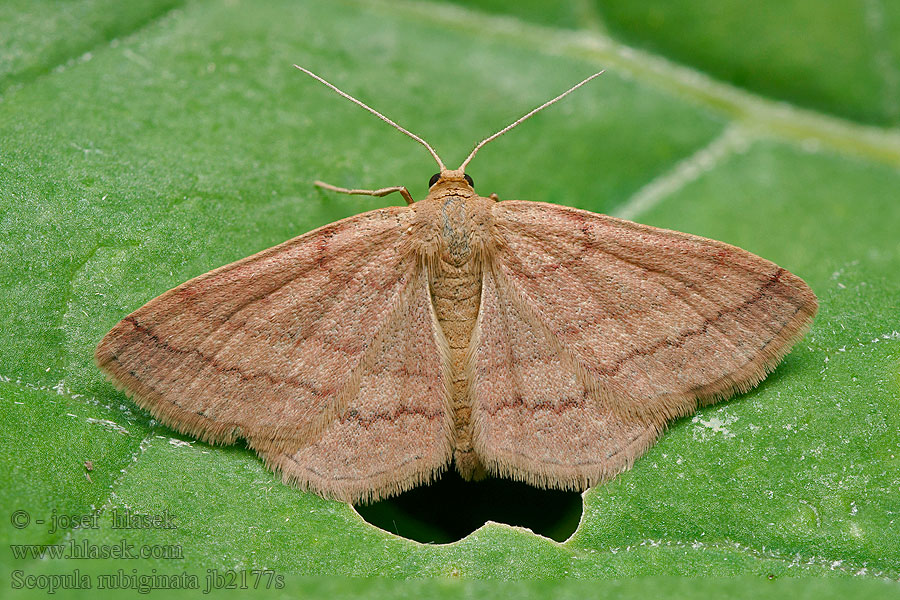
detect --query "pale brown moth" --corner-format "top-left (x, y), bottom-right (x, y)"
top-left (95, 67), bottom-right (818, 504)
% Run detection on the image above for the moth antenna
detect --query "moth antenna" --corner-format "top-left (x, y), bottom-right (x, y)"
top-left (458, 70), bottom-right (605, 172)
top-left (294, 65), bottom-right (447, 171)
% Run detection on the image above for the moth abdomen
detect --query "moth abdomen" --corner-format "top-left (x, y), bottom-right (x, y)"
top-left (427, 246), bottom-right (485, 480)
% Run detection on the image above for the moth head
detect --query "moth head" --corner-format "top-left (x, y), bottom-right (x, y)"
top-left (429, 170), bottom-right (474, 190)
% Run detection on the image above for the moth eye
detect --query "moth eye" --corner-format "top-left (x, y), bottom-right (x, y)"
top-left (463, 173), bottom-right (474, 187)
top-left (428, 173), bottom-right (441, 187)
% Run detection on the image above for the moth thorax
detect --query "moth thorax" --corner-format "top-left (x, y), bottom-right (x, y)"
top-left (438, 194), bottom-right (492, 267)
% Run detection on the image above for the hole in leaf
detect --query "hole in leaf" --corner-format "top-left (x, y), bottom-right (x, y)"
top-left (354, 471), bottom-right (583, 544)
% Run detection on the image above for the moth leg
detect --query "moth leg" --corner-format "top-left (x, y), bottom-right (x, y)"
top-left (489, 193), bottom-right (500, 202)
top-left (314, 180), bottom-right (415, 206)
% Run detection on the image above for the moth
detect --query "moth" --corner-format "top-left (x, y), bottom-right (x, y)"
top-left (95, 67), bottom-right (818, 503)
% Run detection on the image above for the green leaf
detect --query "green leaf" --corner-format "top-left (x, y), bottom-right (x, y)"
top-left (593, 0), bottom-right (900, 127)
top-left (432, 0), bottom-right (900, 127)
top-left (2, 0), bottom-right (898, 597)
top-left (0, 0), bottom-right (180, 91)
